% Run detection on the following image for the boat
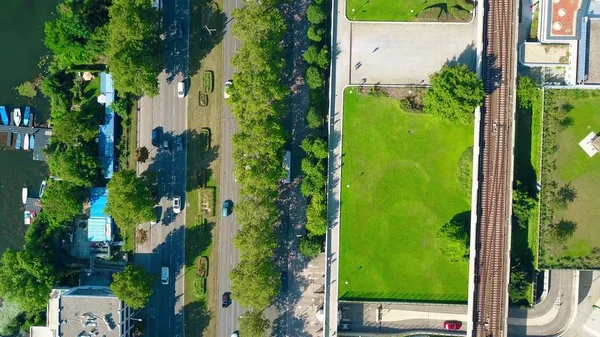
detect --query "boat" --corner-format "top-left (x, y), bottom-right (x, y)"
top-left (29, 134), bottom-right (35, 150)
top-left (24, 210), bottom-right (36, 225)
top-left (13, 108), bottom-right (21, 126)
top-left (15, 133), bottom-right (22, 149)
top-left (39, 180), bottom-right (46, 198)
top-left (0, 106), bottom-right (7, 125)
top-left (23, 107), bottom-right (30, 127)
top-left (23, 134), bottom-right (29, 150)
top-left (22, 188), bottom-right (27, 205)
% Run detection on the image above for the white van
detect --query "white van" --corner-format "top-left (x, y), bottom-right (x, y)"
top-left (177, 81), bottom-right (185, 98)
top-left (161, 267), bottom-right (169, 285)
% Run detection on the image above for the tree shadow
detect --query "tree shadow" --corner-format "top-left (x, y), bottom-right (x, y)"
top-left (446, 42), bottom-right (477, 72)
top-left (185, 128), bottom-right (219, 192)
top-left (183, 0), bottom-right (226, 80)
top-left (184, 221), bottom-right (214, 268)
top-left (180, 300), bottom-right (212, 337)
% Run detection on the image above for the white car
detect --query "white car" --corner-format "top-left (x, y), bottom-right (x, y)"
top-left (224, 80), bottom-right (233, 99)
top-left (173, 196), bottom-right (181, 214)
top-left (177, 81), bottom-right (185, 98)
top-left (230, 332), bottom-right (239, 337)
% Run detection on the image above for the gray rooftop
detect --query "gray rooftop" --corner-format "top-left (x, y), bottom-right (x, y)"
top-left (59, 287), bottom-right (121, 337)
top-left (587, 19), bottom-right (600, 83)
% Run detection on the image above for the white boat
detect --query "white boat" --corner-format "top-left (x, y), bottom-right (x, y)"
top-left (39, 180), bottom-right (46, 198)
top-left (24, 211), bottom-right (36, 225)
top-left (13, 108), bottom-right (21, 126)
top-left (22, 188), bottom-right (27, 205)
top-left (23, 134), bottom-right (30, 150)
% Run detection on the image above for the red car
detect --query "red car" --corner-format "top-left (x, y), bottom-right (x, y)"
top-left (444, 320), bottom-right (462, 330)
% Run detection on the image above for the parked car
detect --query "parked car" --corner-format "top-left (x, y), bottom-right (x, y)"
top-left (230, 332), bottom-right (239, 337)
top-left (222, 293), bottom-right (231, 308)
top-left (443, 320), bottom-right (462, 330)
top-left (177, 81), bottom-right (185, 98)
top-left (176, 135), bottom-right (183, 151)
top-left (162, 139), bottom-right (169, 151)
top-left (222, 200), bottom-right (232, 217)
top-left (152, 129), bottom-right (159, 147)
top-left (161, 267), bottom-right (169, 285)
top-left (224, 80), bottom-right (233, 99)
top-left (173, 196), bottom-right (181, 214)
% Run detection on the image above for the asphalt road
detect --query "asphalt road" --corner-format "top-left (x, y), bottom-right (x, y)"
top-left (134, 0), bottom-right (190, 336)
top-left (216, 0), bottom-right (243, 335)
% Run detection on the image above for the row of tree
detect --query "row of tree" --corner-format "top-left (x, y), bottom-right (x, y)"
top-left (298, 0), bottom-right (331, 259)
top-left (226, 0), bottom-right (288, 334)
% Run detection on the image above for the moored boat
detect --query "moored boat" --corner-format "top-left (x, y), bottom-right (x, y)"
top-left (24, 210), bottom-right (36, 225)
top-left (39, 180), bottom-right (46, 198)
top-left (23, 134), bottom-right (30, 150)
top-left (22, 188), bottom-right (27, 205)
top-left (0, 106), bottom-right (7, 125)
top-left (23, 107), bottom-right (30, 126)
top-left (15, 133), bottom-right (22, 149)
top-left (30, 134), bottom-right (35, 150)
top-left (13, 108), bottom-right (21, 126)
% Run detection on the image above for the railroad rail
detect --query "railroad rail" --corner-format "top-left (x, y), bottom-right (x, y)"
top-left (472, 0), bottom-right (517, 333)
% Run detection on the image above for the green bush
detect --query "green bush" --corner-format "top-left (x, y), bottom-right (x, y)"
top-left (197, 256), bottom-right (209, 277)
top-left (306, 107), bottom-right (323, 129)
top-left (307, 26), bottom-right (325, 42)
top-left (306, 67), bottom-right (323, 89)
top-left (199, 128), bottom-right (211, 151)
top-left (198, 92), bottom-right (208, 107)
top-left (299, 236), bottom-right (322, 258)
top-left (203, 71), bottom-right (214, 94)
top-left (15, 81), bottom-right (38, 98)
top-left (307, 5), bottom-right (326, 24)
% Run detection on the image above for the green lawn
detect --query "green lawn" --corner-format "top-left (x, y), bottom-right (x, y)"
top-left (346, 0), bottom-right (474, 22)
top-left (339, 88), bottom-right (472, 302)
top-left (542, 91), bottom-right (600, 267)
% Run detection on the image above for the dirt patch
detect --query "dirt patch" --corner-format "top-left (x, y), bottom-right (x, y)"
top-left (359, 86), bottom-right (428, 112)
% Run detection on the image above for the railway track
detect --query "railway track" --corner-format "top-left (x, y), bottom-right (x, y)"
top-left (473, 0), bottom-right (516, 333)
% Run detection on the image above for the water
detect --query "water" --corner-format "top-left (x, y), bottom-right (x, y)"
top-left (0, 0), bottom-right (60, 252)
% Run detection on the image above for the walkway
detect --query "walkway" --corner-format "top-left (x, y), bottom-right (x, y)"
top-left (0, 124), bottom-right (52, 161)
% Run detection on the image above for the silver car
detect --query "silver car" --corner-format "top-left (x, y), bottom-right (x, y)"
top-left (173, 196), bottom-right (181, 214)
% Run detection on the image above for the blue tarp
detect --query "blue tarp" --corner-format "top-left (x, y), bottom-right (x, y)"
top-left (88, 187), bottom-right (112, 242)
top-left (99, 72), bottom-right (115, 179)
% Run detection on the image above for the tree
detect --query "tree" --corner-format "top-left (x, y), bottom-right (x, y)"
top-left (299, 235), bottom-right (322, 258)
top-left (306, 66), bottom-right (323, 89)
top-left (46, 143), bottom-right (100, 187)
top-left (107, 0), bottom-right (163, 95)
top-left (307, 5), bottom-right (326, 24)
top-left (508, 262), bottom-right (530, 305)
top-left (51, 106), bottom-right (104, 144)
top-left (517, 76), bottom-right (538, 110)
top-left (306, 107), bottom-right (323, 129)
top-left (136, 147), bottom-right (149, 163)
top-left (110, 265), bottom-right (153, 310)
top-left (0, 300), bottom-right (23, 336)
top-left (239, 310), bottom-right (270, 337)
top-left (307, 26), bottom-right (325, 42)
top-left (15, 81), bottom-right (38, 98)
top-left (105, 170), bottom-right (156, 231)
top-left (436, 218), bottom-right (469, 262)
top-left (230, 258), bottom-right (280, 309)
top-left (42, 181), bottom-right (86, 226)
top-left (424, 64), bottom-right (484, 124)
top-left (306, 198), bottom-right (327, 235)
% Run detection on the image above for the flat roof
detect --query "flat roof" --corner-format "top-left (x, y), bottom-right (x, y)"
top-left (522, 42), bottom-right (571, 64)
top-left (59, 287), bottom-right (121, 337)
top-left (587, 19), bottom-right (600, 83)
top-left (99, 72), bottom-right (115, 179)
top-left (89, 187), bottom-right (112, 242)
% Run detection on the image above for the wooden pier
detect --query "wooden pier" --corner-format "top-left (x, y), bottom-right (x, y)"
top-left (0, 124), bottom-right (52, 161)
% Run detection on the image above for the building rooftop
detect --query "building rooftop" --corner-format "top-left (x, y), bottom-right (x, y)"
top-left (60, 287), bottom-right (122, 337)
top-left (587, 19), bottom-right (600, 83)
top-left (99, 72), bottom-right (115, 179)
top-left (521, 42), bottom-right (571, 65)
top-left (550, 0), bottom-right (582, 37)
top-left (88, 187), bottom-right (112, 242)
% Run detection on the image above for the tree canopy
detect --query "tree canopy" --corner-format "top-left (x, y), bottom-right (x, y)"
top-left (110, 265), bottom-right (153, 310)
top-left (517, 76), bottom-right (538, 110)
top-left (425, 64), bottom-right (484, 124)
top-left (105, 170), bottom-right (155, 231)
top-left (107, 0), bottom-right (163, 95)
top-left (46, 143), bottom-right (100, 187)
top-left (42, 181), bottom-right (87, 226)
top-left (230, 258), bottom-right (280, 309)
top-left (239, 310), bottom-right (270, 337)
top-left (436, 217), bottom-right (469, 262)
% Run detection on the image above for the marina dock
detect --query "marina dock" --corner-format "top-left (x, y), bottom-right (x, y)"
top-left (0, 124), bottom-right (52, 161)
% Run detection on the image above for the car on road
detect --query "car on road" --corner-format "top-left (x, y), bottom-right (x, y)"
top-left (177, 81), bottom-right (185, 98)
top-left (161, 267), bottom-right (169, 285)
top-left (162, 139), bottom-right (169, 151)
top-left (222, 292), bottom-right (231, 308)
top-left (173, 196), bottom-right (181, 214)
top-left (224, 80), bottom-right (233, 99)
top-left (176, 135), bottom-right (183, 151)
top-left (230, 332), bottom-right (238, 337)
top-left (222, 200), bottom-right (232, 217)
top-left (151, 128), bottom-right (159, 147)
top-left (443, 320), bottom-right (462, 330)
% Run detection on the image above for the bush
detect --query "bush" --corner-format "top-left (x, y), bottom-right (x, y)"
top-left (306, 107), bottom-right (323, 128)
top-left (436, 218), bottom-right (469, 262)
top-left (306, 67), bottom-right (323, 89)
top-left (198, 256), bottom-right (209, 277)
top-left (199, 188), bottom-right (216, 217)
top-left (299, 236), bottom-right (321, 258)
top-left (198, 92), bottom-right (208, 107)
top-left (307, 26), bottom-right (325, 42)
top-left (15, 81), bottom-right (38, 98)
top-left (203, 71), bottom-right (213, 94)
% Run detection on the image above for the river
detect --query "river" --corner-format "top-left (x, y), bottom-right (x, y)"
top-left (0, 0), bottom-right (60, 253)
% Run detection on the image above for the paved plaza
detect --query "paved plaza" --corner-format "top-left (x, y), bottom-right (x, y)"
top-left (350, 22), bottom-right (477, 85)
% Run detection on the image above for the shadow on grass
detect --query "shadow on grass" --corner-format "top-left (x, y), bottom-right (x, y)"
top-left (185, 221), bottom-right (214, 268)
top-left (339, 291), bottom-right (468, 304)
top-left (187, 0), bottom-right (226, 78)
top-left (186, 128), bottom-right (219, 192)
top-left (182, 300), bottom-right (212, 337)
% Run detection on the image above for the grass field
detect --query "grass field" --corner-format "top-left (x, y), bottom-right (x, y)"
top-left (346, 0), bottom-right (474, 22)
top-left (541, 90), bottom-right (600, 267)
top-left (339, 88), bottom-right (472, 302)
top-left (183, 0), bottom-right (224, 335)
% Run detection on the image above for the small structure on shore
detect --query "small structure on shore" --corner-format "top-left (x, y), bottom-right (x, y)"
top-left (579, 131), bottom-right (600, 156)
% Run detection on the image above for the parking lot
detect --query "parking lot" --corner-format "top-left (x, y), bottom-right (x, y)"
top-left (350, 21), bottom-right (477, 85)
